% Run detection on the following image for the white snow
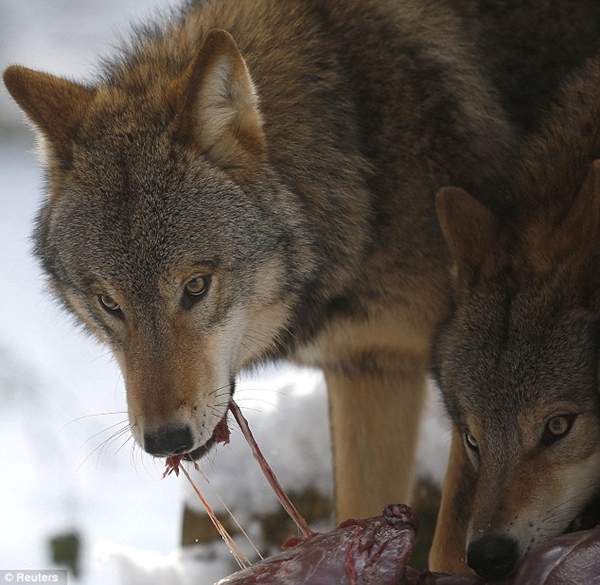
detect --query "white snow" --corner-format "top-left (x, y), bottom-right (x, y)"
top-left (0, 2), bottom-right (450, 583)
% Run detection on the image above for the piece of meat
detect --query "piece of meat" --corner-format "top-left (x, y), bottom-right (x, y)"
top-left (216, 504), bottom-right (417, 584)
top-left (510, 526), bottom-right (600, 584)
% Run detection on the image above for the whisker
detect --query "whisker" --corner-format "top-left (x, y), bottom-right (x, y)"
top-left (79, 420), bottom-right (130, 449)
top-left (106, 426), bottom-right (132, 452)
top-left (77, 422), bottom-right (131, 471)
top-left (86, 350), bottom-right (118, 364)
top-left (240, 341), bottom-right (263, 363)
top-left (114, 432), bottom-right (135, 456)
top-left (60, 411), bottom-right (128, 433)
top-left (207, 383), bottom-right (233, 399)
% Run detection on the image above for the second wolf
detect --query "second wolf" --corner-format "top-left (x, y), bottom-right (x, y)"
top-left (3, 0), bottom-right (514, 524)
top-left (431, 58), bottom-right (600, 578)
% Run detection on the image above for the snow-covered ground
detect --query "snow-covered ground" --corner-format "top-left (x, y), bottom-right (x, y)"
top-left (0, 1), bottom-right (451, 583)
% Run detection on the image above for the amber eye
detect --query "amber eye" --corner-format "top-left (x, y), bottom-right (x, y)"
top-left (547, 415), bottom-right (574, 437)
top-left (181, 275), bottom-right (211, 309)
top-left (99, 294), bottom-right (120, 312)
top-left (185, 275), bottom-right (209, 297)
top-left (542, 414), bottom-right (576, 446)
top-left (548, 416), bottom-right (569, 436)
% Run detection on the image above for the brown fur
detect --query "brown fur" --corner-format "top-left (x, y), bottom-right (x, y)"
top-left (452, 0), bottom-right (600, 135)
top-left (430, 59), bottom-right (600, 578)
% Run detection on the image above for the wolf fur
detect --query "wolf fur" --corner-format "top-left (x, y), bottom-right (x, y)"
top-left (3, 0), bottom-right (516, 522)
top-left (451, 0), bottom-right (600, 135)
top-left (430, 59), bottom-right (600, 578)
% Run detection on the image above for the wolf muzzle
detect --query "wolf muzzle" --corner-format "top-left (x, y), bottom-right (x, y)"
top-left (144, 424), bottom-right (195, 457)
top-left (466, 533), bottom-right (519, 580)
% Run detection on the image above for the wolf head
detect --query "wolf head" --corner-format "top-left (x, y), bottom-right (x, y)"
top-left (433, 163), bottom-right (600, 579)
top-left (3, 30), bottom-right (317, 459)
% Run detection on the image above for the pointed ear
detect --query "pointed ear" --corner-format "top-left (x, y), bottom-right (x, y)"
top-left (172, 29), bottom-right (266, 175)
top-left (436, 186), bottom-right (498, 271)
top-left (3, 65), bottom-right (95, 163)
top-left (553, 160), bottom-right (600, 257)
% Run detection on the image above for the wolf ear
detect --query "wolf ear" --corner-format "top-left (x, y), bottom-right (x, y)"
top-left (436, 186), bottom-right (498, 272)
top-left (3, 66), bottom-right (95, 164)
top-left (172, 29), bottom-right (266, 175)
top-left (553, 160), bottom-right (600, 257)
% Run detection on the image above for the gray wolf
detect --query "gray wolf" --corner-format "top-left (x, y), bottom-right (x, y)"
top-left (430, 58), bottom-right (600, 579)
top-left (3, 0), bottom-right (515, 523)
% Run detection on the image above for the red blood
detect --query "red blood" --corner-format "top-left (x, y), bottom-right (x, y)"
top-left (163, 454), bottom-right (183, 477)
top-left (214, 415), bottom-right (231, 444)
top-left (281, 536), bottom-right (304, 550)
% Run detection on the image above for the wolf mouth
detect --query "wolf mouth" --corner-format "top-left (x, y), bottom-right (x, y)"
top-left (186, 437), bottom-right (216, 461)
top-left (185, 408), bottom-right (232, 461)
top-left (566, 496), bottom-right (600, 534)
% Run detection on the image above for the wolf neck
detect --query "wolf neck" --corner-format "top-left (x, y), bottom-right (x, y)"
top-left (516, 60), bottom-right (600, 223)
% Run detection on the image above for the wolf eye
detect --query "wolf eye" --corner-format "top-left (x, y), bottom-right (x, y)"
top-left (99, 294), bottom-right (120, 312)
top-left (542, 415), bottom-right (576, 445)
top-left (185, 276), bottom-right (209, 296)
top-left (464, 432), bottom-right (479, 451)
top-left (182, 275), bottom-right (211, 309)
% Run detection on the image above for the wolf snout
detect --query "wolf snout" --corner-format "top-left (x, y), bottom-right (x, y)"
top-left (144, 425), bottom-right (194, 457)
top-left (466, 534), bottom-right (519, 580)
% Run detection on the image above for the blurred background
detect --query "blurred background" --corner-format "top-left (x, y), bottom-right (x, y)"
top-left (0, 1), bottom-right (450, 582)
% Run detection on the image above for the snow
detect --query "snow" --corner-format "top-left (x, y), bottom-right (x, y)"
top-left (187, 368), bottom-right (333, 519)
top-left (0, 2), bottom-right (451, 583)
top-left (96, 542), bottom-right (232, 585)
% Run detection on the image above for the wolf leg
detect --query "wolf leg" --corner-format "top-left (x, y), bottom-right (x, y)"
top-left (429, 426), bottom-right (475, 573)
top-left (324, 353), bottom-right (428, 522)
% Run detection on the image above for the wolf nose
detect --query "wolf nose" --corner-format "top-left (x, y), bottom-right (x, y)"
top-left (144, 425), bottom-right (194, 456)
top-left (466, 534), bottom-right (519, 580)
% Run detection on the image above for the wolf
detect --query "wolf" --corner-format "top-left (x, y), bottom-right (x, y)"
top-left (429, 58), bottom-right (600, 579)
top-left (3, 0), bottom-right (516, 523)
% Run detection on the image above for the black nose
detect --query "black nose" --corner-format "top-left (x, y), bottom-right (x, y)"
top-left (466, 534), bottom-right (519, 580)
top-left (144, 425), bottom-right (194, 456)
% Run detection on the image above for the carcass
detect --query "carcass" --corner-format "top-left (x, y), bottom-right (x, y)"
top-left (216, 504), bottom-right (481, 585)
